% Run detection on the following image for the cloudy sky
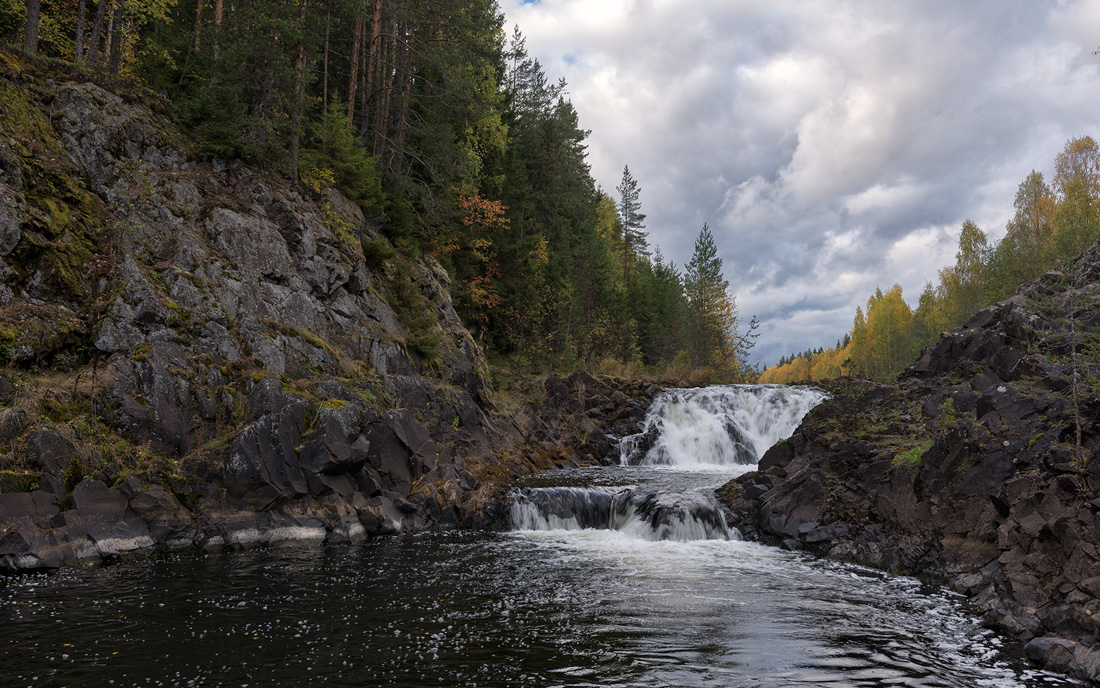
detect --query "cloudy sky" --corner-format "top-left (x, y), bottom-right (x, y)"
top-left (496, 0), bottom-right (1100, 366)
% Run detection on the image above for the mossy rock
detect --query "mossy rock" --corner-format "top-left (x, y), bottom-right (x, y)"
top-left (0, 49), bottom-right (23, 76)
top-left (0, 302), bottom-right (90, 366)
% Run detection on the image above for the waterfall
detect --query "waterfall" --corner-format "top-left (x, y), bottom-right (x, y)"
top-left (510, 486), bottom-right (736, 542)
top-left (510, 384), bottom-right (828, 543)
top-left (619, 385), bottom-right (828, 466)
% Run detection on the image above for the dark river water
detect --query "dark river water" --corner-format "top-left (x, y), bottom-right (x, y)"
top-left (1, 471), bottom-right (1079, 688)
top-left (0, 386), bottom-right (1082, 687)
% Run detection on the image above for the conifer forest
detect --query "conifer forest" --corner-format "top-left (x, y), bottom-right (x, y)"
top-left (3, 0), bottom-right (761, 381)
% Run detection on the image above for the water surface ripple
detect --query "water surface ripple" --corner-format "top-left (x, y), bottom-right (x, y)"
top-left (0, 504), bottom-right (1078, 687)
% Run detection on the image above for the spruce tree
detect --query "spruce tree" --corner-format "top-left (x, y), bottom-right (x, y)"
top-left (617, 165), bottom-right (649, 260)
top-left (684, 223), bottom-right (737, 369)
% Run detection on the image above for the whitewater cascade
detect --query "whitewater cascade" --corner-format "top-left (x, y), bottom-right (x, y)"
top-left (510, 384), bottom-right (828, 542)
top-left (510, 486), bottom-right (734, 541)
top-left (619, 384), bottom-right (829, 466)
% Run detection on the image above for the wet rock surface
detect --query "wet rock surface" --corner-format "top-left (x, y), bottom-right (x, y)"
top-left (720, 238), bottom-right (1100, 683)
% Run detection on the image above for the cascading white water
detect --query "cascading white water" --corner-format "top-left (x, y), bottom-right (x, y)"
top-left (619, 385), bottom-right (828, 466)
top-left (510, 486), bottom-right (736, 542)
top-left (510, 384), bottom-right (828, 543)
top-left (510, 487), bottom-right (622, 532)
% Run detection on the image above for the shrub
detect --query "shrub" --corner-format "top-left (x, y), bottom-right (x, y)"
top-left (362, 236), bottom-right (396, 271)
top-left (937, 398), bottom-right (959, 434)
top-left (301, 101), bottom-right (383, 207)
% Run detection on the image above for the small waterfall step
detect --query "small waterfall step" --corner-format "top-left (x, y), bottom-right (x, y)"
top-left (620, 384), bottom-right (828, 466)
top-left (511, 486), bottom-right (737, 542)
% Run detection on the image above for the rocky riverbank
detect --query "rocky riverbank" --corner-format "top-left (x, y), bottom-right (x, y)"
top-left (0, 50), bottom-right (657, 572)
top-left (720, 240), bottom-right (1100, 682)
top-left (0, 367), bottom-right (652, 571)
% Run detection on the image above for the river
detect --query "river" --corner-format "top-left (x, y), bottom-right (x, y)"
top-left (1, 385), bottom-right (1080, 687)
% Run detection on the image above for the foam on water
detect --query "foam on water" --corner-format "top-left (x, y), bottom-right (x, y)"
top-left (505, 526), bottom-right (1071, 688)
top-left (512, 385), bottom-right (829, 542)
top-left (498, 385), bottom-right (1078, 686)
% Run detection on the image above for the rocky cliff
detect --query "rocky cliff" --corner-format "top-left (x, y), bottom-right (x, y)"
top-left (0, 50), bottom-right (654, 572)
top-left (721, 239), bottom-right (1100, 681)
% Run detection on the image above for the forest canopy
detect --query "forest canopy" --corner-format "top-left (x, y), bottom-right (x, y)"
top-left (4, 0), bottom-right (759, 381)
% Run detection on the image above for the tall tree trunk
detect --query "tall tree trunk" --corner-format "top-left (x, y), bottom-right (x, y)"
top-left (212, 0), bottom-right (223, 58)
top-left (103, 1), bottom-right (116, 70)
top-left (374, 16), bottom-right (395, 157)
top-left (107, 0), bottom-right (125, 75)
top-left (23, 0), bottom-right (41, 55)
top-left (192, 0), bottom-right (203, 51)
top-left (85, 0), bottom-right (110, 68)
top-left (346, 11), bottom-right (364, 123)
top-left (358, 19), bottom-right (368, 136)
top-left (360, 0), bottom-right (383, 144)
top-left (289, 0), bottom-right (309, 182)
top-left (256, 24), bottom-right (277, 121)
top-left (75, 0), bottom-right (87, 62)
top-left (321, 0), bottom-right (331, 112)
top-left (389, 23), bottom-right (415, 176)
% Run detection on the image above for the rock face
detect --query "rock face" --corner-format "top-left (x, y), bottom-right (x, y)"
top-left (721, 239), bottom-right (1100, 682)
top-left (517, 370), bottom-right (656, 463)
top-left (0, 50), bottom-right (515, 570)
top-left (0, 52), bottom-right (659, 574)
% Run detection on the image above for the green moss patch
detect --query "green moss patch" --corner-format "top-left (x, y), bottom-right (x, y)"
top-left (0, 302), bottom-right (90, 366)
top-left (893, 439), bottom-right (934, 466)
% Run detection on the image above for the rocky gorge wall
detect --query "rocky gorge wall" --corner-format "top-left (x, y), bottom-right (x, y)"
top-left (720, 239), bottom-right (1100, 682)
top-left (0, 51), bottom-right (656, 572)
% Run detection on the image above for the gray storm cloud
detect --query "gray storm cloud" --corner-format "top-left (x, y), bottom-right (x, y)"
top-left (499, 0), bottom-right (1100, 364)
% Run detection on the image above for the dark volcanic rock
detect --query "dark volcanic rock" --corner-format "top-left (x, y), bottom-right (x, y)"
top-left (0, 407), bottom-right (25, 444)
top-left (720, 237), bottom-right (1100, 683)
top-left (224, 401), bottom-right (310, 510)
top-left (527, 373), bottom-right (654, 466)
top-left (123, 483), bottom-right (196, 545)
top-left (27, 430), bottom-right (78, 474)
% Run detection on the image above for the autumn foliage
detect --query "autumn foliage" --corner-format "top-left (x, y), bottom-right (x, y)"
top-left (763, 136), bottom-right (1100, 384)
top-left (441, 191), bottom-right (508, 332)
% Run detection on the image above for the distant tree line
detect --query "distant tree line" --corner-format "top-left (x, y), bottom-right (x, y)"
top-left (3, 0), bottom-right (757, 379)
top-left (761, 136), bottom-right (1100, 384)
